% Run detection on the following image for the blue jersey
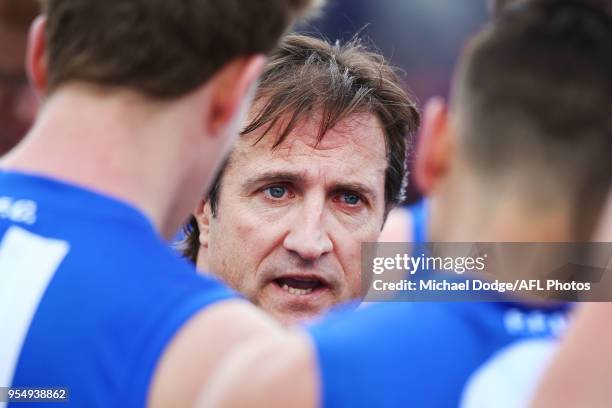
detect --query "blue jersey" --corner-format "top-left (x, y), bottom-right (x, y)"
top-left (407, 200), bottom-right (427, 244)
top-left (309, 295), bottom-right (570, 407)
top-left (0, 171), bottom-right (235, 407)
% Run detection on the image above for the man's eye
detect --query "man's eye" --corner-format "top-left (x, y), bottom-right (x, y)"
top-left (340, 192), bottom-right (361, 206)
top-left (264, 186), bottom-right (287, 199)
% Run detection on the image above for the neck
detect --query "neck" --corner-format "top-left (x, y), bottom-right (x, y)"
top-left (429, 169), bottom-right (587, 304)
top-left (430, 172), bottom-right (574, 242)
top-left (0, 84), bottom-right (207, 239)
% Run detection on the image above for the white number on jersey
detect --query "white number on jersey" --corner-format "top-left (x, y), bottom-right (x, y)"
top-left (0, 226), bottom-right (69, 407)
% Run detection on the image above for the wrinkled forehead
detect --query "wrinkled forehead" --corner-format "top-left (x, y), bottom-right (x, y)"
top-left (236, 111), bottom-right (386, 160)
top-left (225, 111), bottom-right (388, 186)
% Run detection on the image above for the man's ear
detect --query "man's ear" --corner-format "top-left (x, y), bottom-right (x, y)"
top-left (27, 16), bottom-right (48, 97)
top-left (414, 97), bottom-right (454, 195)
top-left (194, 200), bottom-right (212, 249)
top-left (206, 54), bottom-right (266, 137)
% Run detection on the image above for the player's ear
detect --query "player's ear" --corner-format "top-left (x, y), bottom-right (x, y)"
top-left (193, 199), bottom-right (212, 250)
top-left (414, 97), bottom-right (454, 195)
top-left (27, 16), bottom-right (48, 97)
top-left (205, 54), bottom-right (266, 137)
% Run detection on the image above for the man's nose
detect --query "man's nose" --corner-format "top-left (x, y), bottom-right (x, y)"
top-left (283, 200), bottom-right (333, 261)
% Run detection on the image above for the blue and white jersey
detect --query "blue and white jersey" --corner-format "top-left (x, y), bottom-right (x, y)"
top-left (0, 171), bottom-right (235, 407)
top-left (309, 296), bottom-right (570, 408)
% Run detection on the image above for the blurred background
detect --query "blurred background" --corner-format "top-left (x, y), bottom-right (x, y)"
top-left (0, 0), bottom-right (490, 202)
top-left (0, 0), bottom-right (39, 156)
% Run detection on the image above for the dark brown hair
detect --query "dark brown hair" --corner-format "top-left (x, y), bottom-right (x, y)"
top-left (38, 0), bottom-right (321, 98)
top-left (454, 0), bottom-right (612, 239)
top-left (182, 33), bottom-right (420, 262)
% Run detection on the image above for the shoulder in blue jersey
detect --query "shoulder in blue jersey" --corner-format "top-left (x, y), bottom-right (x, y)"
top-left (308, 281), bottom-right (570, 408)
top-left (0, 171), bottom-right (236, 407)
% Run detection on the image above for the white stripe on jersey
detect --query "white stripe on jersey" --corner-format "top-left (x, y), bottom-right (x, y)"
top-left (460, 339), bottom-right (558, 408)
top-left (0, 226), bottom-right (69, 406)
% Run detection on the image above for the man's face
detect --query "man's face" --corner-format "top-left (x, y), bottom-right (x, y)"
top-left (200, 112), bottom-right (388, 325)
top-left (0, 23), bottom-right (37, 155)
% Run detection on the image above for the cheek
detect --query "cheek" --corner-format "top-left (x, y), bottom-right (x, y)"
top-left (208, 213), bottom-right (281, 287)
top-left (333, 223), bottom-right (382, 295)
top-left (332, 219), bottom-right (382, 259)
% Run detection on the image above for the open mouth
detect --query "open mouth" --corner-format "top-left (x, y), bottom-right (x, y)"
top-left (274, 276), bottom-right (326, 296)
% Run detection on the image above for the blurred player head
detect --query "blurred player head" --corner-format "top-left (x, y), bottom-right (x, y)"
top-left (182, 34), bottom-right (420, 324)
top-left (3, 0), bottom-right (322, 238)
top-left (417, 0), bottom-right (612, 242)
top-left (0, 1), bottom-right (324, 406)
top-left (0, 0), bottom-right (39, 155)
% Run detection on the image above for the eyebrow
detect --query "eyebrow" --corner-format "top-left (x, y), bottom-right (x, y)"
top-left (241, 171), bottom-right (306, 193)
top-left (333, 182), bottom-right (378, 203)
top-left (241, 170), bottom-right (379, 202)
